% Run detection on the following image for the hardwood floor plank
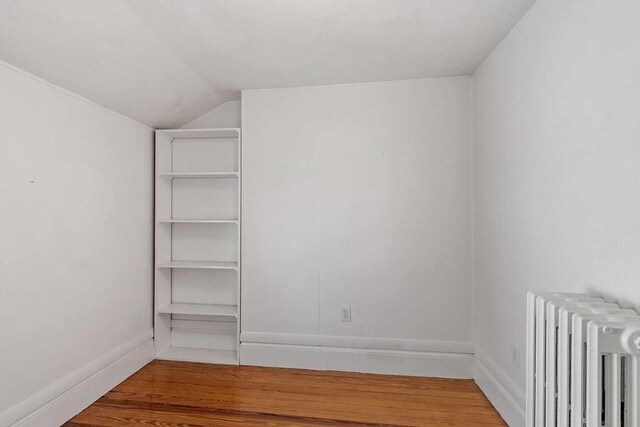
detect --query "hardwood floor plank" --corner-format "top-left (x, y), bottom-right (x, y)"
top-left (66, 360), bottom-right (506, 427)
top-left (67, 404), bottom-right (393, 427)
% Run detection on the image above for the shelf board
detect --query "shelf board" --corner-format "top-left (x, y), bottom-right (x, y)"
top-left (156, 128), bottom-right (240, 140)
top-left (158, 219), bottom-right (238, 224)
top-left (159, 172), bottom-right (238, 179)
top-left (156, 347), bottom-right (237, 365)
top-left (157, 261), bottom-right (238, 270)
top-left (171, 319), bottom-right (237, 331)
top-left (158, 303), bottom-right (238, 318)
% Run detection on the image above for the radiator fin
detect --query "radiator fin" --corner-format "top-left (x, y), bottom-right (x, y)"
top-left (526, 292), bottom-right (639, 427)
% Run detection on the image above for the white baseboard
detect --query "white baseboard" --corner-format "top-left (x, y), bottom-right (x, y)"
top-left (473, 350), bottom-right (525, 427)
top-left (240, 341), bottom-right (473, 378)
top-left (2, 330), bottom-right (154, 427)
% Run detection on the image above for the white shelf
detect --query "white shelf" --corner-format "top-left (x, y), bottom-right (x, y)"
top-left (158, 303), bottom-right (238, 318)
top-left (155, 127), bottom-right (241, 365)
top-left (156, 128), bottom-right (240, 140)
top-left (156, 347), bottom-right (237, 365)
top-left (157, 261), bottom-right (238, 270)
top-left (158, 219), bottom-right (238, 224)
top-left (159, 172), bottom-right (238, 179)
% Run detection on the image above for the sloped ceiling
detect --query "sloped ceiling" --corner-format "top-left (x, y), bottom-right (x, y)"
top-left (0, 0), bottom-right (535, 128)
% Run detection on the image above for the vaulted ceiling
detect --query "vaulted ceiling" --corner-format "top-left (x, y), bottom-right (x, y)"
top-left (0, 0), bottom-right (535, 128)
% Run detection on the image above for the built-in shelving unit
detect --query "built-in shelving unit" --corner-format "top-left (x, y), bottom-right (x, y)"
top-left (155, 127), bottom-right (241, 365)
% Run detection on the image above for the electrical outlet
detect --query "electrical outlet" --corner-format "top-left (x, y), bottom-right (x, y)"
top-left (510, 343), bottom-right (520, 368)
top-left (341, 306), bottom-right (351, 322)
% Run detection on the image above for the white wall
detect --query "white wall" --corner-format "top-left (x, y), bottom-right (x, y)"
top-left (241, 78), bottom-right (473, 376)
top-left (472, 0), bottom-right (640, 424)
top-left (0, 62), bottom-right (154, 426)
top-left (182, 100), bottom-right (241, 129)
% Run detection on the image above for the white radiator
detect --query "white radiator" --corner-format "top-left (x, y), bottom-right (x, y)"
top-left (526, 292), bottom-right (640, 427)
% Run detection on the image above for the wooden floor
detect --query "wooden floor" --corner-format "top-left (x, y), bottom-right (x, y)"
top-left (66, 360), bottom-right (506, 426)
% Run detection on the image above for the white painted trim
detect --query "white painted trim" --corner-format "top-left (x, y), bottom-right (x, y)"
top-left (241, 331), bottom-right (472, 354)
top-left (0, 60), bottom-right (153, 131)
top-left (473, 350), bottom-right (525, 427)
top-left (1, 330), bottom-right (154, 427)
top-left (240, 342), bottom-right (472, 379)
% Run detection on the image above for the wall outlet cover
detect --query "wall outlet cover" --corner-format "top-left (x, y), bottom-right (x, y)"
top-left (341, 306), bottom-right (351, 322)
